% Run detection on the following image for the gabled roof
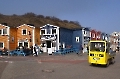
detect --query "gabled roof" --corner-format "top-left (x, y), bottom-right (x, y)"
top-left (17, 24), bottom-right (35, 28)
top-left (40, 24), bottom-right (82, 30)
top-left (0, 24), bottom-right (9, 28)
top-left (40, 24), bottom-right (59, 29)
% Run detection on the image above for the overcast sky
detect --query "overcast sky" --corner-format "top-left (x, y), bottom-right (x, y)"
top-left (0, 0), bottom-right (120, 34)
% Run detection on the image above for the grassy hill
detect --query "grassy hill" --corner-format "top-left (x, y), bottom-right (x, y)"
top-left (0, 12), bottom-right (82, 29)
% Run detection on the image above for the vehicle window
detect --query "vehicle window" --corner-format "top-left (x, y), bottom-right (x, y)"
top-left (90, 42), bottom-right (105, 52)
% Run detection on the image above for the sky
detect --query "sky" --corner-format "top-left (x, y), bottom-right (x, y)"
top-left (0, 0), bottom-right (120, 34)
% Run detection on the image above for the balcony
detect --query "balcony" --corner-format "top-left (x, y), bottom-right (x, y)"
top-left (41, 34), bottom-right (57, 40)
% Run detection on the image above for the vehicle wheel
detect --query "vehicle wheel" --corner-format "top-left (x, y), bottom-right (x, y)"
top-left (106, 60), bottom-right (110, 67)
top-left (111, 58), bottom-right (115, 64)
top-left (89, 63), bottom-right (93, 66)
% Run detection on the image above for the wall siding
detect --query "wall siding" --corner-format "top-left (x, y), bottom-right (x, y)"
top-left (72, 30), bottom-right (82, 49)
top-left (59, 28), bottom-right (73, 47)
top-left (9, 28), bottom-right (17, 50)
top-left (0, 25), bottom-right (9, 49)
top-left (35, 28), bottom-right (40, 45)
top-left (17, 25), bottom-right (34, 47)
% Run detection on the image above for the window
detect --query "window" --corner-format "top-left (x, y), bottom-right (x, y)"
top-left (0, 30), bottom-right (2, 35)
top-left (0, 29), bottom-right (8, 35)
top-left (76, 37), bottom-right (79, 43)
top-left (28, 31), bottom-right (31, 35)
top-left (83, 31), bottom-right (87, 34)
top-left (18, 42), bottom-right (28, 47)
top-left (90, 32), bottom-right (91, 37)
top-left (22, 29), bottom-right (27, 35)
top-left (0, 42), bottom-right (3, 48)
top-left (103, 36), bottom-right (104, 39)
top-left (90, 42), bottom-right (105, 52)
top-left (92, 33), bottom-right (95, 38)
top-left (19, 42), bottom-right (22, 47)
top-left (105, 37), bottom-right (108, 40)
top-left (3, 29), bottom-right (7, 34)
top-left (52, 29), bottom-right (56, 34)
top-left (97, 35), bottom-right (100, 39)
top-left (41, 30), bottom-right (45, 34)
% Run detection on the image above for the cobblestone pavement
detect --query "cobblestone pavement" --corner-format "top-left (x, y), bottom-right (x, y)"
top-left (0, 53), bottom-right (120, 79)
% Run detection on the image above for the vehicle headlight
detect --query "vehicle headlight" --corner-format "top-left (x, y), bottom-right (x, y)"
top-left (99, 54), bottom-right (104, 57)
top-left (90, 53), bottom-right (94, 56)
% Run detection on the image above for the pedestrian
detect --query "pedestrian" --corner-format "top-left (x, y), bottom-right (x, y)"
top-left (77, 44), bottom-right (83, 56)
top-left (30, 45), bottom-right (33, 55)
top-left (34, 44), bottom-right (38, 57)
top-left (83, 45), bottom-right (88, 54)
top-left (87, 46), bottom-right (89, 55)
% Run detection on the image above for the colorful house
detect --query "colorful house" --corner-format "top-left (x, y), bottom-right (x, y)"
top-left (90, 29), bottom-right (97, 40)
top-left (101, 32), bottom-right (110, 41)
top-left (40, 24), bottom-right (82, 55)
top-left (0, 23), bottom-right (17, 50)
top-left (81, 27), bottom-right (90, 47)
top-left (0, 24), bottom-right (10, 50)
top-left (40, 24), bottom-right (59, 54)
top-left (17, 24), bottom-right (40, 48)
top-left (109, 32), bottom-right (119, 51)
top-left (96, 31), bottom-right (101, 40)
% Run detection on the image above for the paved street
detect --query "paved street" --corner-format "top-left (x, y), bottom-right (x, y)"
top-left (0, 53), bottom-right (120, 79)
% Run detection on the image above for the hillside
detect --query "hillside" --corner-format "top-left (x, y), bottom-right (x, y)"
top-left (0, 12), bottom-right (82, 29)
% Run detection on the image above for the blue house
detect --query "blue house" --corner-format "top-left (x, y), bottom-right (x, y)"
top-left (101, 32), bottom-right (110, 41)
top-left (101, 32), bottom-right (106, 40)
top-left (40, 24), bottom-right (82, 55)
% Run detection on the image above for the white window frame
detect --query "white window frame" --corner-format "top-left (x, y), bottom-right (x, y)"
top-left (84, 31), bottom-right (86, 34)
top-left (52, 28), bottom-right (56, 34)
top-left (105, 37), bottom-right (108, 40)
top-left (98, 35), bottom-right (101, 39)
top-left (0, 29), bottom-right (3, 35)
top-left (90, 32), bottom-right (91, 37)
top-left (3, 28), bottom-right (7, 35)
top-left (18, 41), bottom-right (29, 48)
top-left (92, 33), bottom-right (95, 38)
top-left (22, 29), bottom-right (27, 35)
top-left (76, 37), bottom-right (79, 43)
top-left (103, 36), bottom-right (104, 39)
top-left (0, 28), bottom-right (9, 35)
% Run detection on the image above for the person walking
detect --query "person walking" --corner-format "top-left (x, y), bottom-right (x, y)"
top-left (34, 44), bottom-right (38, 57)
top-left (77, 44), bottom-right (83, 56)
top-left (83, 45), bottom-right (88, 55)
top-left (30, 45), bottom-right (33, 55)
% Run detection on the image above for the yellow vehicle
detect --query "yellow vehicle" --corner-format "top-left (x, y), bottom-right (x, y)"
top-left (88, 40), bottom-right (116, 67)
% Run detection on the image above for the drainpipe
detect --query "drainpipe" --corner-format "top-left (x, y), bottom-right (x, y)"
top-left (8, 27), bottom-right (10, 57)
top-left (57, 27), bottom-right (59, 50)
top-left (32, 27), bottom-right (35, 54)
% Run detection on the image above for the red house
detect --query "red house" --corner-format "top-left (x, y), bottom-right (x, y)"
top-left (96, 31), bottom-right (101, 40)
top-left (90, 29), bottom-right (97, 40)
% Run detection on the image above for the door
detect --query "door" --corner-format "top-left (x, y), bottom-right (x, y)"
top-left (46, 41), bottom-right (52, 54)
top-left (52, 41), bottom-right (56, 53)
